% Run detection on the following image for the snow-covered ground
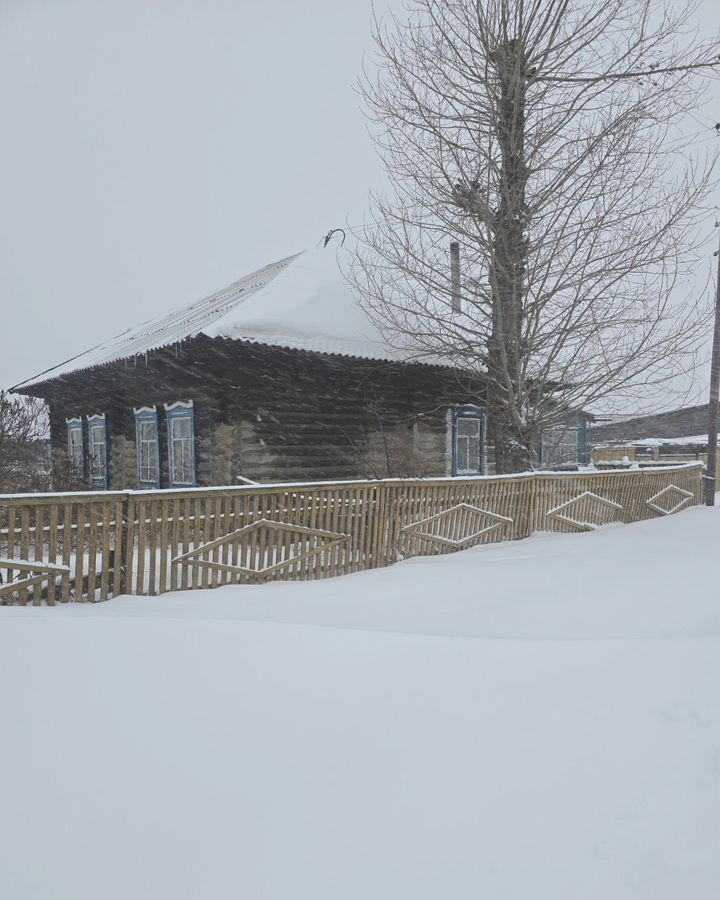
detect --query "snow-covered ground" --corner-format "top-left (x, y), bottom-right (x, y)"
top-left (1, 506), bottom-right (719, 899)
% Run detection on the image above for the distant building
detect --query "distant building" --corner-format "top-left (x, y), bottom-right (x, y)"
top-left (591, 404), bottom-right (711, 444)
top-left (590, 404), bottom-right (714, 462)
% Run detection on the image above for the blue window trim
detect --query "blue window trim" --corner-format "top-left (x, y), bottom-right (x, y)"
top-left (578, 418), bottom-right (589, 465)
top-left (134, 406), bottom-right (161, 489)
top-left (452, 405), bottom-right (486, 476)
top-left (86, 414), bottom-right (108, 489)
top-left (66, 417), bottom-right (84, 481)
top-left (165, 400), bottom-right (196, 488)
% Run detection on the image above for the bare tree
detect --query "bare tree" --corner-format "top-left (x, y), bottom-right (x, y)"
top-left (350, 0), bottom-right (720, 472)
top-left (0, 392), bottom-right (49, 492)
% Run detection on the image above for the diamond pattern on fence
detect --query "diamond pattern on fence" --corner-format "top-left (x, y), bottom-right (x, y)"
top-left (546, 491), bottom-right (623, 532)
top-left (646, 484), bottom-right (694, 516)
top-left (171, 518), bottom-right (350, 581)
top-left (400, 503), bottom-right (514, 550)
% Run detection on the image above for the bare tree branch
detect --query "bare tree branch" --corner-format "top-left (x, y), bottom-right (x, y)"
top-left (0, 392), bottom-right (49, 492)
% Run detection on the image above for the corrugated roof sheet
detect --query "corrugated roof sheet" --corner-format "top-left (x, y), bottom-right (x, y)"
top-left (12, 254), bottom-right (297, 390)
top-left (13, 246), bottom-right (450, 391)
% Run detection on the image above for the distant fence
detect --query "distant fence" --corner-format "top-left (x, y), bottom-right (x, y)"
top-left (592, 445), bottom-right (720, 468)
top-left (0, 462), bottom-right (703, 605)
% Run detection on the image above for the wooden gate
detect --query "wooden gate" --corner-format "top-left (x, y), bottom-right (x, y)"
top-left (0, 559), bottom-right (70, 606)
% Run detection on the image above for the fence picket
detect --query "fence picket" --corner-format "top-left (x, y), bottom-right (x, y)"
top-left (100, 501), bottom-right (111, 601)
top-left (74, 505), bottom-right (84, 602)
top-left (61, 504), bottom-right (72, 603)
top-left (87, 504), bottom-right (98, 602)
top-left (47, 504), bottom-right (58, 606)
top-left (32, 505), bottom-right (44, 606)
top-left (6, 508), bottom-right (16, 602)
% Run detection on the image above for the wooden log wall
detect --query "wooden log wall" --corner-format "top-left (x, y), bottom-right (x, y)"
top-left (33, 337), bottom-right (480, 487)
top-left (0, 462), bottom-right (703, 604)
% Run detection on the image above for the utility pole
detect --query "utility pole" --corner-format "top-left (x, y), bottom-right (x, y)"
top-left (704, 227), bottom-right (720, 505)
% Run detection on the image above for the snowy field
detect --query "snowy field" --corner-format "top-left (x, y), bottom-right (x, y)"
top-left (1, 506), bottom-right (719, 900)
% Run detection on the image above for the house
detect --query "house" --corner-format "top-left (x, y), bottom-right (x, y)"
top-left (12, 242), bottom-right (487, 489)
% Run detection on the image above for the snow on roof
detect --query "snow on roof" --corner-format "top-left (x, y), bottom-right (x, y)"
top-left (203, 244), bottom-right (416, 361)
top-left (621, 434), bottom-right (717, 447)
top-left (593, 434), bottom-right (716, 449)
top-left (13, 245), bottom-right (449, 391)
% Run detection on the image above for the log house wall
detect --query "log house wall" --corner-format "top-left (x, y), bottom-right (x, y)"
top-left (28, 336), bottom-right (483, 487)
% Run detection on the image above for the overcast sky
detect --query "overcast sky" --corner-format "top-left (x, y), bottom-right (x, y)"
top-left (1, 0), bottom-right (719, 408)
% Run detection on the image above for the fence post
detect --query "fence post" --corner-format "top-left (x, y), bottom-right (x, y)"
top-left (120, 493), bottom-right (135, 596)
top-left (372, 480), bottom-right (389, 568)
top-left (527, 472), bottom-right (539, 535)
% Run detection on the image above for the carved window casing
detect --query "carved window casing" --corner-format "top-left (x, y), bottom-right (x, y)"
top-left (165, 401), bottom-right (196, 487)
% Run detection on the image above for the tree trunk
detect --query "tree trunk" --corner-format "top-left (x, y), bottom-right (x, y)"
top-left (487, 38), bottom-right (531, 473)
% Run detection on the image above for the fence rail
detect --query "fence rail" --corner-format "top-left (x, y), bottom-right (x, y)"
top-left (0, 462), bottom-right (703, 605)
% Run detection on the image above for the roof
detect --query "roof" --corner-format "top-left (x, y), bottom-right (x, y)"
top-left (13, 245), bottom-right (450, 392)
top-left (590, 404), bottom-right (711, 443)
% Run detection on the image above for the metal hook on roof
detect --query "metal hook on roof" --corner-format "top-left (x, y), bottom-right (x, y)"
top-left (322, 228), bottom-right (346, 248)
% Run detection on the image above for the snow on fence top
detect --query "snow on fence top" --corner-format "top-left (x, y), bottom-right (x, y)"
top-left (0, 460), bottom-right (702, 503)
top-left (12, 245), bottom-right (451, 391)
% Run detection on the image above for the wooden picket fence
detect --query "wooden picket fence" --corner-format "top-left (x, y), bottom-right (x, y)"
top-left (0, 462), bottom-right (703, 605)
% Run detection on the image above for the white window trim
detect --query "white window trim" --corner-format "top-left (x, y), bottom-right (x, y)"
top-left (452, 405), bottom-right (486, 476)
top-left (165, 400), bottom-right (194, 412)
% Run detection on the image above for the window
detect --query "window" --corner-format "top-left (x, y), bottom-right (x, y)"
top-left (87, 414), bottom-right (107, 488)
top-left (165, 401), bottom-right (195, 487)
top-left (452, 406), bottom-right (485, 475)
top-left (66, 418), bottom-right (83, 481)
top-left (134, 407), bottom-right (160, 489)
top-left (539, 420), bottom-right (589, 467)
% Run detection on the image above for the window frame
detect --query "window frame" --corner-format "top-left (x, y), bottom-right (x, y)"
top-left (134, 406), bottom-right (161, 489)
top-left (165, 400), bottom-right (196, 488)
top-left (87, 414), bottom-right (108, 489)
top-left (66, 417), bottom-right (84, 482)
top-left (539, 419), bottom-right (589, 467)
top-left (452, 406), bottom-right (486, 476)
